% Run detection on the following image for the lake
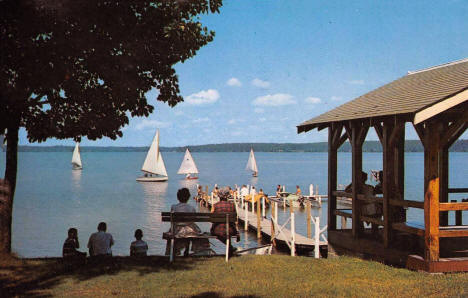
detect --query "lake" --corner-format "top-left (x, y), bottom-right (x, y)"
top-left (0, 151), bottom-right (466, 257)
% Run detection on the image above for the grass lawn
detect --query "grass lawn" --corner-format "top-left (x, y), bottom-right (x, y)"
top-left (1, 254), bottom-right (468, 297)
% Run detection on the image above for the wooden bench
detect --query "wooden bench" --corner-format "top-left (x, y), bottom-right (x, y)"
top-left (161, 212), bottom-right (237, 262)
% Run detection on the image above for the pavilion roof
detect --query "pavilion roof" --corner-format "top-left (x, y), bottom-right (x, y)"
top-left (297, 58), bottom-right (468, 133)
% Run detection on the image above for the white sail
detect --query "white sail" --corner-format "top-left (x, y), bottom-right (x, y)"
top-left (141, 130), bottom-right (168, 177)
top-left (177, 149), bottom-right (199, 175)
top-left (245, 148), bottom-right (258, 173)
top-left (71, 142), bottom-right (82, 169)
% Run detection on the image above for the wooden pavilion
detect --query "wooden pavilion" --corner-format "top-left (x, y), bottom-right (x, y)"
top-left (297, 58), bottom-right (468, 273)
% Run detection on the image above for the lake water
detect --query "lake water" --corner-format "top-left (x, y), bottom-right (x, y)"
top-left (0, 151), bottom-right (466, 257)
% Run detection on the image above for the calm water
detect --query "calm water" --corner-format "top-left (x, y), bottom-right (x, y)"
top-left (0, 151), bottom-right (466, 257)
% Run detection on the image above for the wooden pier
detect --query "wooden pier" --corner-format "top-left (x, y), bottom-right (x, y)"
top-left (195, 189), bottom-right (328, 256)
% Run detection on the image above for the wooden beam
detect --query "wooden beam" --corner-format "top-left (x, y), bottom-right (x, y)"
top-left (439, 229), bottom-right (468, 238)
top-left (373, 122), bottom-right (383, 143)
top-left (328, 126), bottom-right (338, 231)
top-left (351, 122), bottom-right (364, 238)
top-left (448, 188), bottom-right (468, 193)
top-left (389, 199), bottom-right (424, 209)
top-left (413, 123), bottom-right (426, 147)
top-left (424, 178), bottom-right (440, 261)
top-left (414, 88), bottom-right (468, 124)
top-left (441, 109), bottom-right (468, 148)
top-left (439, 202), bottom-right (468, 211)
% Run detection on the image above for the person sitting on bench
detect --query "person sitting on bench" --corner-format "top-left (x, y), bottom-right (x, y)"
top-left (165, 188), bottom-right (209, 256)
top-left (211, 187), bottom-right (238, 256)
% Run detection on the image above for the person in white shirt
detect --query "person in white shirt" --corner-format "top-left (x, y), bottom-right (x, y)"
top-left (240, 185), bottom-right (249, 198)
top-left (88, 222), bottom-right (114, 257)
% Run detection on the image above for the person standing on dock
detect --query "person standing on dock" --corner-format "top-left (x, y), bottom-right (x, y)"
top-left (211, 187), bottom-right (238, 256)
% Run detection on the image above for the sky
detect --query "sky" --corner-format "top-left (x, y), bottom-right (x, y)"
top-left (20, 0), bottom-right (468, 147)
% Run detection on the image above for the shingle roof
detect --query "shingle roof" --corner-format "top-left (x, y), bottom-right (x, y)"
top-left (297, 58), bottom-right (468, 133)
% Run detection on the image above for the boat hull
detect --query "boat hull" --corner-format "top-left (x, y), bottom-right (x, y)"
top-left (136, 176), bottom-right (168, 182)
top-left (186, 176), bottom-right (198, 180)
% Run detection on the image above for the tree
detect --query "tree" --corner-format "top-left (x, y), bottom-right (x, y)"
top-left (0, 0), bottom-right (223, 253)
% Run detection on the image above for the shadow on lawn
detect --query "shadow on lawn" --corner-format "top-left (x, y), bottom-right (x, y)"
top-left (1, 255), bottom-right (210, 297)
top-left (191, 293), bottom-right (260, 298)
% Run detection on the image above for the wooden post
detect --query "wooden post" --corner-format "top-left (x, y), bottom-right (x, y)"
top-left (382, 121), bottom-right (396, 247)
top-left (350, 121), bottom-right (368, 238)
top-left (306, 200), bottom-right (311, 238)
top-left (341, 216), bottom-right (347, 229)
top-left (257, 198), bottom-right (262, 239)
top-left (439, 147), bottom-right (449, 226)
top-left (328, 125), bottom-right (338, 231)
top-left (244, 201), bottom-right (248, 231)
top-left (262, 197), bottom-right (266, 218)
top-left (291, 212), bottom-right (295, 256)
top-left (274, 202), bottom-right (278, 222)
top-left (314, 216), bottom-right (320, 259)
top-left (425, 178), bottom-right (440, 261)
top-left (452, 200), bottom-right (462, 226)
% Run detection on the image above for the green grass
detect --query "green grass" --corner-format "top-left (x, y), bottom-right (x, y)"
top-left (1, 254), bottom-right (467, 297)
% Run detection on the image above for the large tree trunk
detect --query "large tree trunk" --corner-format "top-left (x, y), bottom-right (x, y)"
top-left (0, 122), bottom-right (19, 253)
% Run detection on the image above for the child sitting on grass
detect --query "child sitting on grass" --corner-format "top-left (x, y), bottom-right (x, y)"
top-left (130, 229), bottom-right (148, 257)
top-left (63, 228), bottom-right (86, 262)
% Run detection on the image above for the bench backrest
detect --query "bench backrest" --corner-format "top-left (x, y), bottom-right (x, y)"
top-left (161, 212), bottom-right (236, 223)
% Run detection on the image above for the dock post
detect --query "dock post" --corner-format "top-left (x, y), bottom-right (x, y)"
top-left (274, 202), bottom-right (278, 221)
top-left (306, 200), bottom-right (311, 238)
top-left (282, 185), bottom-right (286, 192)
top-left (314, 216), bottom-right (320, 258)
top-left (452, 200), bottom-right (462, 226)
top-left (241, 196), bottom-right (244, 209)
top-left (291, 212), bottom-right (295, 256)
top-left (341, 216), bottom-right (347, 229)
top-left (244, 202), bottom-right (248, 231)
top-left (309, 184), bottom-right (313, 197)
top-left (257, 198), bottom-right (262, 239)
top-left (262, 197), bottom-right (266, 218)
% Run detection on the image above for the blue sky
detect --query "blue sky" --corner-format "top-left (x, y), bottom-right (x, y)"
top-left (21, 0), bottom-right (468, 147)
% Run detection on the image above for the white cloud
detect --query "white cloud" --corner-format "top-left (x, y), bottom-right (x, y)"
top-left (226, 77), bottom-right (242, 87)
top-left (185, 89), bottom-right (219, 105)
top-left (135, 119), bottom-right (171, 130)
top-left (347, 80), bottom-right (364, 85)
top-left (192, 117), bottom-right (210, 123)
top-left (251, 78), bottom-right (270, 88)
top-left (253, 93), bottom-right (296, 106)
top-left (305, 97), bottom-right (322, 104)
top-left (254, 108), bottom-right (264, 114)
top-left (331, 96), bottom-right (343, 101)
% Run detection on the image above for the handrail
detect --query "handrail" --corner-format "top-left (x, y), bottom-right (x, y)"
top-left (439, 202), bottom-right (468, 211)
top-left (357, 194), bottom-right (383, 203)
top-left (448, 188), bottom-right (468, 193)
top-left (389, 199), bottom-right (424, 209)
top-left (333, 191), bottom-right (352, 198)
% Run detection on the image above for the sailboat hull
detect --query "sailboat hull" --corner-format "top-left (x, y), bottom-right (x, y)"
top-left (136, 176), bottom-right (168, 182)
top-left (72, 163), bottom-right (82, 170)
top-left (185, 176), bottom-right (198, 180)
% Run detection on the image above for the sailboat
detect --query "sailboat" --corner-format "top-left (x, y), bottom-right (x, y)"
top-left (136, 129), bottom-right (168, 182)
top-left (71, 142), bottom-right (83, 170)
top-left (177, 149), bottom-right (199, 180)
top-left (245, 148), bottom-right (258, 177)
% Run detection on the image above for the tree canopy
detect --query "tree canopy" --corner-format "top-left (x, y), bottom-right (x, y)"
top-left (0, 0), bottom-right (223, 253)
top-left (1, 0), bottom-right (222, 141)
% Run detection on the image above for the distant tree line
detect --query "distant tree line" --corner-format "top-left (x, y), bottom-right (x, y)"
top-left (12, 139), bottom-right (468, 152)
